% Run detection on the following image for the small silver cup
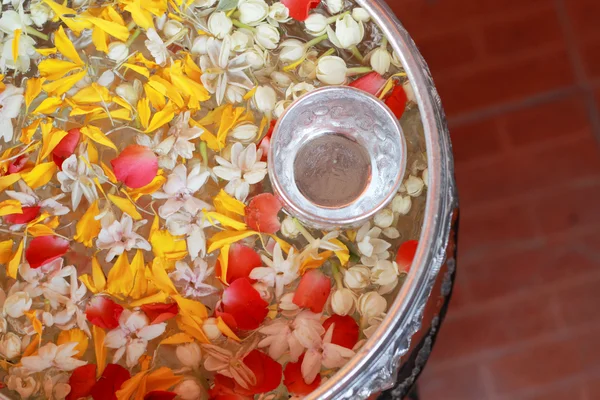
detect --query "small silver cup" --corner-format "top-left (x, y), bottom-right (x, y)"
top-left (269, 86), bottom-right (406, 230)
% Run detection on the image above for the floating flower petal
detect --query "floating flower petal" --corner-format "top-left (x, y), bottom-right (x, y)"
top-left (245, 193), bottom-right (282, 233)
top-left (292, 269), bottom-right (331, 313)
top-left (25, 235), bottom-right (69, 269)
top-left (111, 145), bottom-right (159, 189)
top-left (85, 296), bottom-right (124, 330)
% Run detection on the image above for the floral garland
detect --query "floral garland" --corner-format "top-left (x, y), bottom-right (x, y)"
top-left (0, 0), bottom-right (428, 398)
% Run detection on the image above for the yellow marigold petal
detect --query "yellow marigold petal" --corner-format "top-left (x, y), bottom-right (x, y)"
top-left (21, 335), bottom-right (40, 357)
top-left (107, 194), bottom-right (142, 220)
top-left (0, 174), bottom-right (20, 193)
top-left (22, 162), bottom-right (57, 189)
top-left (91, 27), bottom-right (109, 53)
top-left (42, 69), bottom-right (88, 97)
top-left (145, 102), bottom-right (175, 133)
top-left (71, 83), bottom-right (112, 104)
top-left (122, 63), bottom-right (150, 78)
top-left (144, 84), bottom-right (165, 110)
top-left (129, 250), bottom-right (150, 300)
top-left (207, 230), bottom-right (257, 254)
top-left (269, 235), bottom-right (292, 254)
top-left (12, 29), bottom-right (20, 62)
top-left (213, 189), bottom-right (246, 217)
top-left (144, 367), bottom-right (183, 394)
top-left (55, 25), bottom-right (84, 65)
top-left (74, 200), bottom-right (101, 247)
top-left (24, 310), bottom-right (42, 337)
top-left (204, 211), bottom-right (247, 231)
top-left (80, 125), bottom-right (118, 151)
top-left (217, 316), bottom-right (241, 342)
top-left (92, 325), bottom-right (107, 378)
top-left (217, 243), bottom-right (229, 284)
top-left (80, 257), bottom-right (108, 294)
top-left (176, 313), bottom-right (209, 344)
top-left (127, 170), bottom-right (164, 201)
top-left (32, 97), bottom-right (63, 114)
top-left (36, 47), bottom-right (57, 56)
top-left (300, 251), bottom-right (334, 274)
top-left (0, 240), bottom-right (13, 264)
top-left (106, 252), bottom-right (135, 297)
top-left (82, 15), bottom-right (129, 41)
top-left (42, 0), bottom-right (92, 33)
top-left (148, 76), bottom-right (184, 108)
top-left (130, 291), bottom-right (169, 307)
top-left (123, 0), bottom-right (155, 30)
top-left (149, 257), bottom-right (177, 295)
top-left (329, 238), bottom-right (350, 266)
top-left (150, 230), bottom-right (187, 261)
top-left (25, 77), bottom-right (45, 110)
top-left (20, 119), bottom-right (41, 144)
top-left (38, 59), bottom-right (82, 80)
top-left (159, 333), bottom-right (194, 346)
top-left (57, 328), bottom-right (88, 358)
top-left (183, 54), bottom-right (201, 81)
top-left (7, 240), bottom-right (22, 279)
top-left (100, 161), bottom-right (117, 184)
top-left (0, 199), bottom-right (22, 217)
top-left (39, 128), bottom-right (69, 162)
top-left (112, 96), bottom-right (132, 111)
top-left (26, 224), bottom-right (56, 237)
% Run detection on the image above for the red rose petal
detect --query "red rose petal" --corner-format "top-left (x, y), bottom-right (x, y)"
top-left (293, 269), bottom-right (331, 313)
top-left (259, 120), bottom-right (276, 161)
top-left (140, 303), bottom-right (178, 324)
top-left (85, 296), bottom-right (124, 330)
top-left (90, 364), bottom-right (130, 400)
top-left (66, 364), bottom-right (97, 400)
top-left (281, 0), bottom-right (321, 21)
top-left (385, 84), bottom-right (408, 120)
top-left (284, 354), bottom-right (321, 395)
top-left (349, 72), bottom-right (387, 96)
top-left (25, 235), bottom-right (69, 269)
top-left (221, 278), bottom-right (268, 330)
top-left (322, 315), bottom-right (359, 349)
top-left (216, 243), bottom-right (262, 284)
top-left (245, 193), bottom-right (282, 234)
top-left (396, 240), bottom-right (418, 274)
top-left (7, 154), bottom-right (29, 174)
top-left (110, 145), bottom-right (158, 189)
top-left (209, 375), bottom-right (252, 400)
top-left (215, 303), bottom-right (239, 331)
top-left (4, 205), bottom-right (41, 225)
top-left (235, 350), bottom-right (282, 395)
top-left (52, 128), bottom-right (81, 168)
top-left (144, 391), bottom-right (177, 400)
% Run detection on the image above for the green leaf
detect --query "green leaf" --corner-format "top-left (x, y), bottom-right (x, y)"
top-left (216, 0), bottom-right (239, 11)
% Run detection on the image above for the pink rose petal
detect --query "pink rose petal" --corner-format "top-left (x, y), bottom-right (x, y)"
top-left (110, 145), bottom-right (158, 189)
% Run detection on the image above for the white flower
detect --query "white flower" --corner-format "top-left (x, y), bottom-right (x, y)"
top-left (325, 0), bottom-right (344, 14)
top-left (239, 0), bottom-right (269, 26)
top-left (274, 100), bottom-right (291, 119)
top-left (42, 370), bottom-right (71, 400)
top-left (145, 28), bottom-right (169, 65)
top-left (316, 56), bottom-right (347, 85)
top-left (175, 378), bottom-right (206, 400)
top-left (422, 168), bottom-right (429, 186)
top-left (352, 7), bottom-right (370, 22)
top-left (356, 222), bottom-right (392, 265)
top-left (357, 291), bottom-right (387, 321)
top-left (392, 194), bottom-right (412, 215)
top-left (370, 47), bottom-right (391, 75)
top-left (230, 123), bottom-right (259, 142)
top-left (371, 260), bottom-right (400, 294)
top-left (0, 34), bottom-right (37, 73)
top-left (191, 35), bottom-right (209, 55)
top-left (96, 214), bottom-right (151, 262)
top-left (6, 367), bottom-right (39, 399)
top-left (280, 216), bottom-right (300, 239)
top-left (343, 266), bottom-right (370, 290)
top-left (0, 333), bottom-right (22, 359)
top-left (166, 209), bottom-right (212, 259)
top-left (327, 14), bottom-right (364, 49)
top-left (202, 317), bottom-right (223, 340)
top-left (30, 1), bottom-right (52, 27)
top-left (45, 266), bottom-right (89, 334)
top-left (57, 155), bottom-right (106, 210)
top-left (382, 227), bottom-right (400, 240)
top-left (302, 323), bottom-right (355, 384)
top-left (268, 2), bottom-right (291, 24)
top-left (403, 80), bottom-right (416, 103)
top-left (331, 288), bottom-right (356, 316)
top-left (0, 84), bottom-right (23, 142)
top-left (202, 341), bottom-right (257, 389)
top-left (170, 259), bottom-right (219, 299)
top-left (363, 315), bottom-right (384, 338)
top-left (254, 85), bottom-right (277, 115)
top-left (374, 209), bottom-right (394, 228)
top-left (405, 175), bottom-right (425, 197)
top-left (153, 164), bottom-right (211, 219)
top-left (208, 11), bottom-right (233, 39)
top-left (254, 23), bottom-right (280, 50)
top-left (230, 29), bottom-right (254, 52)
top-left (116, 79), bottom-right (143, 106)
top-left (105, 310), bottom-right (167, 368)
top-left (0, 10), bottom-right (32, 34)
top-left (193, 0), bottom-right (217, 7)
top-left (258, 311), bottom-right (323, 362)
top-left (163, 20), bottom-right (184, 38)
top-left (107, 41), bottom-right (129, 63)
top-left (244, 45), bottom-right (269, 69)
top-left (17, 258), bottom-right (71, 304)
top-left (271, 71), bottom-right (292, 87)
top-left (213, 142), bottom-right (268, 201)
top-left (200, 36), bottom-right (253, 105)
top-left (251, 244), bottom-right (299, 299)
top-left (286, 82), bottom-right (315, 100)
top-left (21, 342), bottom-right (86, 373)
top-left (279, 292), bottom-right (300, 315)
top-left (305, 13), bottom-right (328, 36)
top-left (176, 342), bottom-right (202, 370)
top-left (3, 291), bottom-right (32, 319)
top-left (279, 39), bottom-right (305, 63)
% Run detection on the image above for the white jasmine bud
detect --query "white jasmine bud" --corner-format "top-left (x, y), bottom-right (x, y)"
top-left (163, 20), bottom-right (184, 38)
top-left (175, 378), bottom-right (206, 400)
top-left (239, 0), bottom-right (269, 26)
top-left (107, 41), bottom-right (129, 63)
top-left (299, 52), bottom-right (318, 79)
top-left (370, 47), bottom-right (391, 75)
top-left (325, 0), bottom-right (344, 14)
top-left (202, 317), bottom-right (222, 340)
top-left (343, 266), bottom-right (371, 290)
top-left (392, 195), bottom-right (412, 215)
top-left (268, 2), bottom-right (291, 24)
top-left (280, 216), bottom-right (300, 239)
top-left (422, 168), bottom-right (429, 186)
top-left (30, 2), bottom-right (52, 27)
top-left (279, 39), bottom-right (305, 63)
top-left (231, 123), bottom-right (259, 142)
top-left (403, 80), bottom-right (416, 103)
top-left (286, 82), bottom-right (315, 100)
top-left (116, 80), bottom-right (142, 106)
top-left (97, 70), bottom-right (115, 87)
top-left (0, 333), bottom-right (22, 359)
top-left (274, 100), bottom-right (292, 119)
top-left (254, 85), bottom-right (277, 114)
top-left (305, 13), bottom-right (328, 36)
top-left (382, 227), bottom-right (400, 239)
top-left (193, 0), bottom-right (217, 7)
top-left (279, 292), bottom-right (299, 311)
top-left (208, 12), bottom-right (233, 39)
top-left (374, 209), bottom-right (394, 228)
top-left (317, 56), bottom-right (347, 85)
top-left (327, 14), bottom-right (364, 49)
top-left (405, 175), bottom-right (425, 197)
top-left (176, 342), bottom-right (202, 370)
top-left (352, 7), bottom-right (371, 23)
top-left (245, 46), bottom-right (268, 69)
top-left (231, 29), bottom-right (254, 52)
top-left (331, 288), bottom-right (356, 316)
top-left (191, 35), bottom-right (209, 55)
top-left (3, 292), bottom-right (32, 319)
top-left (271, 71), bottom-right (293, 87)
top-left (371, 260), bottom-right (399, 291)
top-left (357, 291), bottom-right (387, 320)
top-left (255, 23), bottom-right (280, 50)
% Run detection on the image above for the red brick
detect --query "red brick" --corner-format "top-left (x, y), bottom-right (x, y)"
top-left (414, 31), bottom-right (480, 73)
top-left (553, 274), bottom-right (600, 328)
top-left (434, 47), bottom-right (575, 116)
top-left (579, 37), bottom-right (600, 79)
top-left (585, 375), bottom-right (600, 399)
top-left (524, 383), bottom-right (586, 400)
top-left (501, 94), bottom-right (591, 147)
top-left (432, 292), bottom-right (560, 362)
top-left (419, 363), bottom-right (490, 400)
top-left (449, 118), bottom-right (504, 163)
top-left (573, 325), bottom-right (600, 372)
top-left (537, 250), bottom-right (599, 285)
top-left (486, 337), bottom-right (584, 395)
top-left (564, 0), bottom-right (600, 41)
top-left (482, 7), bottom-right (564, 57)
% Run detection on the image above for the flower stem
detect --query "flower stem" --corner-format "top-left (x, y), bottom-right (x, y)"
top-left (331, 261), bottom-right (344, 289)
top-left (349, 45), bottom-right (364, 63)
top-left (232, 19), bottom-right (256, 32)
top-left (125, 28), bottom-right (141, 47)
top-left (347, 67), bottom-right (372, 76)
top-left (165, 28), bottom-right (189, 47)
top-left (381, 36), bottom-right (388, 48)
top-left (127, 20), bottom-right (137, 31)
top-left (327, 11), bottom-right (350, 24)
top-left (199, 141), bottom-right (208, 166)
top-left (306, 33), bottom-right (328, 48)
top-left (25, 26), bottom-right (48, 41)
top-left (293, 218), bottom-right (315, 243)
top-left (318, 48), bottom-right (335, 61)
